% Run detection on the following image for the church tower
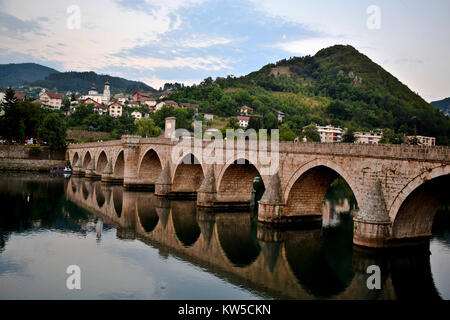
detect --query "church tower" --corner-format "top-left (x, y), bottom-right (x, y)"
top-left (103, 81), bottom-right (111, 104)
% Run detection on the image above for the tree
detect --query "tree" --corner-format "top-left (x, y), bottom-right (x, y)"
top-left (379, 129), bottom-right (404, 144)
top-left (248, 115), bottom-right (263, 131)
top-left (38, 113), bottom-right (67, 150)
top-left (1, 87), bottom-right (22, 141)
top-left (342, 128), bottom-right (356, 143)
top-left (279, 124), bottom-right (296, 141)
top-left (302, 123), bottom-right (321, 142)
top-left (135, 118), bottom-right (161, 137)
top-left (226, 117), bottom-right (239, 129)
top-left (264, 112), bottom-right (278, 130)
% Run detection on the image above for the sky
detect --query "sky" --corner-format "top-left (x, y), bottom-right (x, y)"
top-left (0, 0), bottom-right (448, 101)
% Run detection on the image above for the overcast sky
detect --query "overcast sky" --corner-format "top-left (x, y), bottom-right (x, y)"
top-left (0, 0), bottom-right (448, 101)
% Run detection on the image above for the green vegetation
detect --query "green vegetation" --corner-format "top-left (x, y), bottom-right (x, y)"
top-left (38, 113), bottom-right (67, 150)
top-left (169, 45), bottom-right (450, 145)
top-left (135, 118), bottom-right (161, 137)
top-left (0, 63), bottom-right (59, 87)
top-left (30, 71), bottom-right (155, 94)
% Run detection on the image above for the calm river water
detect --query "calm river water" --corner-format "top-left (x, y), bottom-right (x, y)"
top-left (0, 172), bottom-right (449, 299)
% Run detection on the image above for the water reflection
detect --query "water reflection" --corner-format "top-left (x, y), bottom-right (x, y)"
top-left (0, 173), bottom-right (449, 300)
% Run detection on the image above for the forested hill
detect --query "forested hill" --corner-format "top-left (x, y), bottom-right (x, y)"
top-left (30, 71), bottom-right (156, 94)
top-left (0, 63), bottom-right (59, 87)
top-left (170, 45), bottom-right (450, 145)
top-left (431, 97), bottom-right (450, 116)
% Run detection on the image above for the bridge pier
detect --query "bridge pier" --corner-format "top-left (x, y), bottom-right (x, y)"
top-left (353, 179), bottom-right (392, 248)
top-left (84, 160), bottom-right (100, 179)
top-left (122, 135), bottom-right (143, 190)
top-left (72, 157), bottom-right (84, 176)
top-left (197, 166), bottom-right (217, 207)
top-left (155, 161), bottom-right (172, 196)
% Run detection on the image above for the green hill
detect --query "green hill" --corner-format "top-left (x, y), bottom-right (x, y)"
top-left (30, 71), bottom-right (155, 94)
top-left (169, 45), bottom-right (450, 145)
top-left (0, 63), bottom-right (59, 87)
top-left (431, 97), bottom-right (450, 117)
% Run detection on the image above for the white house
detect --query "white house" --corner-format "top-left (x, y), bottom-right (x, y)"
top-left (355, 131), bottom-right (383, 144)
top-left (109, 101), bottom-right (123, 118)
top-left (131, 110), bottom-right (142, 120)
top-left (315, 125), bottom-right (344, 143)
top-left (39, 89), bottom-right (63, 110)
top-left (237, 115), bottom-right (250, 128)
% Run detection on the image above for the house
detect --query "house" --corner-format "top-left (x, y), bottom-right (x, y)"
top-left (277, 110), bottom-right (286, 122)
top-left (132, 92), bottom-right (156, 106)
top-left (355, 131), bottom-right (383, 144)
top-left (203, 113), bottom-right (214, 121)
top-left (180, 102), bottom-right (199, 113)
top-left (313, 125), bottom-right (344, 143)
top-left (237, 115), bottom-right (250, 128)
top-left (93, 104), bottom-right (108, 115)
top-left (39, 89), bottom-right (63, 110)
top-left (155, 100), bottom-right (179, 111)
top-left (131, 110), bottom-right (142, 120)
top-left (82, 97), bottom-right (101, 107)
top-left (407, 135), bottom-right (436, 146)
top-left (109, 101), bottom-right (123, 118)
top-left (14, 93), bottom-right (26, 101)
top-left (239, 105), bottom-right (254, 115)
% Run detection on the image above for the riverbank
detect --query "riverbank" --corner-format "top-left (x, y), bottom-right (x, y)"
top-left (0, 145), bottom-right (67, 172)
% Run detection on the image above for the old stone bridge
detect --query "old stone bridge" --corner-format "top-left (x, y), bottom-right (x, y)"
top-left (66, 118), bottom-right (450, 248)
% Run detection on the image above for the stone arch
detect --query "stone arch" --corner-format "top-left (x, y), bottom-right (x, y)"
top-left (113, 150), bottom-right (125, 179)
top-left (72, 152), bottom-right (79, 167)
top-left (112, 186), bottom-right (123, 218)
top-left (82, 151), bottom-right (92, 170)
top-left (172, 153), bottom-right (205, 194)
top-left (389, 165), bottom-right (450, 239)
top-left (138, 148), bottom-right (162, 184)
top-left (171, 200), bottom-right (200, 247)
top-left (95, 182), bottom-right (105, 208)
top-left (216, 213), bottom-right (261, 268)
top-left (217, 157), bottom-right (264, 203)
top-left (96, 151), bottom-right (108, 174)
top-left (137, 193), bottom-right (159, 233)
top-left (284, 159), bottom-right (360, 218)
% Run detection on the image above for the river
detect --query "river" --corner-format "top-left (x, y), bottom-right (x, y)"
top-left (0, 172), bottom-right (448, 299)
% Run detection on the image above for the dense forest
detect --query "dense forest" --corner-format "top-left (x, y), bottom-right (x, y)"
top-left (30, 71), bottom-right (156, 94)
top-left (0, 63), bottom-right (59, 87)
top-left (169, 45), bottom-right (450, 145)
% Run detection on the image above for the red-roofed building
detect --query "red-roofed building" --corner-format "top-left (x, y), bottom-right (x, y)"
top-left (155, 100), bottom-right (179, 111)
top-left (14, 93), bottom-right (26, 101)
top-left (237, 116), bottom-right (250, 128)
top-left (83, 97), bottom-right (100, 107)
top-left (132, 93), bottom-right (156, 107)
top-left (39, 89), bottom-right (62, 110)
top-left (239, 105), bottom-right (254, 115)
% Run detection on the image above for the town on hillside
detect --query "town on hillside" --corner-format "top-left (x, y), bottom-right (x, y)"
top-left (0, 80), bottom-right (437, 147)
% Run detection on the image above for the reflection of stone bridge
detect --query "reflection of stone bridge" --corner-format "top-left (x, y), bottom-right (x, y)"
top-left (65, 178), bottom-right (443, 300)
top-left (67, 119), bottom-right (450, 247)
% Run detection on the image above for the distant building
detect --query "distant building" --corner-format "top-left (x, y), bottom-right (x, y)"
top-left (81, 82), bottom-right (111, 105)
top-left (39, 89), bottom-right (63, 110)
top-left (277, 110), bottom-right (286, 122)
top-left (407, 135), bottom-right (436, 146)
top-left (155, 100), bottom-right (179, 111)
top-left (14, 93), bottom-right (26, 101)
top-left (109, 101), bottom-right (123, 118)
top-left (180, 102), bottom-right (199, 113)
top-left (203, 113), bottom-right (214, 121)
top-left (316, 125), bottom-right (344, 143)
top-left (237, 115), bottom-right (250, 128)
top-left (131, 110), bottom-right (142, 120)
top-left (355, 131), bottom-right (383, 144)
top-left (239, 105), bottom-right (254, 115)
top-left (82, 97), bottom-right (101, 107)
top-left (132, 92), bottom-right (156, 107)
